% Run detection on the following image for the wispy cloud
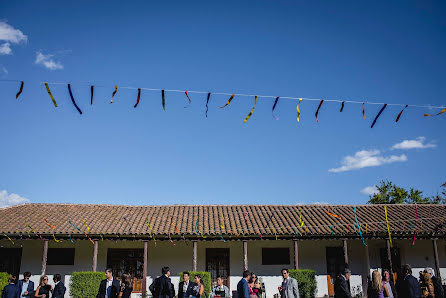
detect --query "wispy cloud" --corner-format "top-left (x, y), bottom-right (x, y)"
top-left (0, 21), bottom-right (27, 55)
top-left (329, 149), bottom-right (407, 173)
top-left (360, 186), bottom-right (378, 196)
top-left (0, 189), bottom-right (30, 208)
top-left (35, 51), bottom-right (63, 70)
top-left (392, 136), bottom-right (436, 150)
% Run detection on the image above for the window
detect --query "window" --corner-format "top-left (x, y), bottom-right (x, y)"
top-left (262, 248), bottom-right (290, 265)
top-left (47, 248), bottom-right (75, 265)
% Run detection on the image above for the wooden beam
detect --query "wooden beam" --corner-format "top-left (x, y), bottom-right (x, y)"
top-left (243, 240), bottom-right (248, 271)
top-left (433, 239), bottom-right (441, 279)
top-left (294, 240), bottom-right (299, 269)
top-left (143, 240), bottom-right (148, 295)
top-left (386, 239), bottom-right (393, 275)
top-left (41, 239), bottom-right (48, 276)
top-left (343, 239), bottom-right (349, 267)
top-left (92, 240), bottom-right (98, 272)
top-left (193, 241), bottom-right (197, 272)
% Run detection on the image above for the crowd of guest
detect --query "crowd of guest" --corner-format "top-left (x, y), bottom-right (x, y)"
top-left (1, 272), bottom-right (66, 298)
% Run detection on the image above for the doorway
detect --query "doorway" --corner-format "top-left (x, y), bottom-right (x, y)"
top-left (326, 247), bottom-right (346, 296)
top-left (206, 248), bottom-right (230, 288)
top-left (107, 249), bottom-right (144, 292)
top-left (0, 248), bottom-right (22, 278)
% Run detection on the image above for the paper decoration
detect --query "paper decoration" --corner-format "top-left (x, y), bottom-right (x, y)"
top-left (68, 84), bottom-right (82, 114)
top-left (134, 88), bottom-right (141, 108)
top-left (424, 107), bottom-right (446, 117)
top-left (110, 86), bottom-right (118, 103)
top-left (3, 233), bottom-right (14, 244)
top-left (340, 101), bottom-right (345, 112)
top-left (384, 206), bottom-right (393, 247)
top-left (44, 82), bottom-right (58, 107)
top-left (168, 231), bottom-right (176, 246)
top-left (219, 94), bottom-right (235, 109)
top-left (354, 206), bottom-right (366, 246)
top-left (52, 233), bottom-right (62, 243)
top-left (185, 91), bottom-right (192, 103)
top-left (170, 216), bottom-right (180, 234)
top-left (69, 234), bottom-right (75, 244)
top-left (362, 103), bottom-right (366, 119)
top-left (296, 98), bottom-right (303, 122)
top-left (396, 105), bottom-right (408, 122)
top-left (69, 219), bottom-right (82, 232)
top-left (162, 90), bottom-right (165, 110)
top-left (412, 203), bottom-right (417, 246)
top-left (327, 207), bottom-right (343, 220)
top-left (82, 219), bottom-right (95, 244)
top-left (243, 96), bottom-right (257, 123)
top-left (44, 218), bottom-right (55, 229)
top-left (16, 81), bottom-right (24, 99)
top-left (272, 97), bottom-right (280, 120)
top-left (371, 104), bottom-right (387, 128)
top-left (315, 100), bottom-right (324, 122)
top-left (90, 85), bottom-right (94, 105)
top-left (145, 216), bottom-right (157, 247)
top-left (205, 92), bottom-right (211, 117)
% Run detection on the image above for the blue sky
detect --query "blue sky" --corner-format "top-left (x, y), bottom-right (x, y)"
top-left (0, 1), bottom-right (445, 207)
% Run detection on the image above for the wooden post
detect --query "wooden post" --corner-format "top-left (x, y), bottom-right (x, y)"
top-left (243, 240), bottom-right (248, 271)
top-left (92, 240), bottom-right (98, 272)
top-left (343, 239), bottom-right (349, 267)
top-left (143, 240), bottom-right (148, 295)
top-left (193, 241), bottom-right (197, 272)
top-left (294, 240), bottom-right (299, 269)
top-left (433, 239), bottom-right (441, 279)
top-left (41, 239), bottom-right (49, 276)
top-left (386, 239), bottom-right (393, 275)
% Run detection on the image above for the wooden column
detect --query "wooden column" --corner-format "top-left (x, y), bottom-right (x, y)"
top-left (243, 240), bottom-right (248, 271)
top-left (294, 240), bottom-right (299, 269)
top-left (193, 241), bottom-right (197, 272)
top-left (433, 239), bottom-right (441, 279)
top-left (386, 239), bottom-right (393, 275)
top-left (343, 239), bottom-right (349, 267)
top-left (41, 239), bottom-right (49, 276)
top-left (142, 241), bottom-right (148, 295)
top-left (92, 240), bottom-right (98, 272)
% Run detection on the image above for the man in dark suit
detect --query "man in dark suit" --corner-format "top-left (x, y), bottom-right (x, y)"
top-left (149, 267), bottom-right (175, 298)
top-left (398, 264), bottom-right (421, 298)
top-left (178, 271), bottom-right (196, 298)
top-left (2, 275), bottom-right (19, 298)
top-left (52, 274), bottom-right (66, 298)
top-left (425, 267), bottom-right (444, 298)
top-left (16, 272), bottom-right (35, 298)
top-left (96, 268), bottom-right (120, 298)
top-left (334, 268), bottom-right (352, 298)
top-left (237, 270), bottom-right (251, 298)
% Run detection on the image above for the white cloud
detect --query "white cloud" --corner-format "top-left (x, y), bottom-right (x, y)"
top-left (35, 51), bottom-right (63, 70)
top-left (329, 149), bottom-right (407, 173)
top-left (0, 42), bottom-right (12, 55)
top-left (0, 190), bottom-right (30, 208)
top-left (1, 66), bottom-right (7, 76)
top-left (361, 186), bottom-right (378, 196)
top-left (0, 21), bottom-right (27, 55)
top-left (392, 136), bottom-right (436, 150)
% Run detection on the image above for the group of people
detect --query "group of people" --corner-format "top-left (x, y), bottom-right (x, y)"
top-left (334, 265), bottom-right (445, 298)
top-left (1, 272), bottom-right (66, 298)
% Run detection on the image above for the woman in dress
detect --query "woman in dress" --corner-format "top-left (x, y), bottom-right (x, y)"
top-left (35, 275), bottom-right (53, 298)
top-left (191, 275), bottom-right (205, 298)
top-left (368, 270), bottom-right (384, 298)
top-left (118, 273), bottom-right (133, 298)
top-left (381, 269), bottom-right (396, 298)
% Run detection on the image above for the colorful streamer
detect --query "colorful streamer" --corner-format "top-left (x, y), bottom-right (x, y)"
top-left (134, 88), bottom-right (141, 108)
top-left (3, 234), bottom-right (14, 245)
top-left (16, 81), bottom-right (24, 99)
top-left (292, 227), bottom-right (301, 236)
top-left (354, 206), bottom-right (367, 246)
top-left (272, 97), bottom-right (280, 120)
top-left (90, 85), bottom-right (94, 105)
top-left (396, 105), bottom-right (408, 122)
top-left (82, 219), bottom-right (91, 233)
top-left (424, 107), bottom-right (446, 117)
top-left (162, 90), bottom-right (165, 110)
top-left (315, 99), bottom-right (324, 122)
top-left (194, 213), bottom-right (207, 238)
top-left (145, 216), bottom-right (157, 247)
top-left (52, 233), bottom-right (62, 243)
top-left (219, 94), bottom-right (235, 109)
top-left (168, 231), bottom-right (176, 246)
top-left (244, 96), bottom-right (258, 123)
top-left (340, 101), bottom-right (345, 112)
top-left (296, 98), bottom-right (303, 122)
top-left (205, 92), bottom-right (211, 118)
top-left (69, 233), bottom-right (75, 244)
top-left (362, 103), bottom-right (366, 119)
top-left (412, 203), bottom-right (417, 246)
top-left (298, 210), bottom-right (304, 228)
top-left (384, 205), bottom-right (393, 247)
top-left (26, 222), bottom-right (42, 240)
top-left (185, 91), bottom-right (192, 103)
top-left (327, 207), bottom-right (343, 220)
top-left (371, 104), bottom-right (387, 128)
top-left (44, 82), bottom-right (58, 107)
top-left (68, 84), bottom-right (83, 114)
top-left (110, 86), bottom-right (118, 103)
top-left (44, 218), bottom-right (56, 229)
top-left (69, 219), bottom-right (82, 232)
top-left (219, 234), bottom-right (226, 242)
top-left (170, 216), bottom-right (180, 234)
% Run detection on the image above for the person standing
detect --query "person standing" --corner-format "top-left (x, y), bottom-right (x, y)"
top-left (382, 269), bottom-right (397, 298)
top-left (1, 275), bottom-right (19, 298)
top-left (397, 264), bottom-right (421, 298)
top-left (149, 267), bottom-right (175, 298)
top-left (191, 275), bottom-right (205, 298)
top-left (178, 272), bottom-right (196, 298)
top-left (424, 268), bottom-right (444, 298)
top-left (17, 272), bottom-right (35, 298)
top-left (237, 270), bottom-right (251, 298)
top-left (367, 270), bottom-right (384, 298)
top-left (334, 268), bottom-right (352, 298)
top-left (51, 274), bottom-right (66, 298)
top-left (96, 268), bottom-right (120, 298)
top-left (210, 276), bottom-right (231, 297)
top-left (118, 273), bottom-right (133, 298)
top-left (35, 276), bottom-right (52, 298)
top-left (278, 268), bottom-right (299, 298)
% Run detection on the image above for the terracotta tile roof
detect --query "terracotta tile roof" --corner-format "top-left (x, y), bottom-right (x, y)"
top-left (1, 203), bottom-right (445, 240)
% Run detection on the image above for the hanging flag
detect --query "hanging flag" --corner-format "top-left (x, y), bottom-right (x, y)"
top-left (424, 107), bottom-right (446, 117)
top-left (162, 90), bottom-right (165, 110)
top-left (90, 85), bottom-right (94, 105)
top-left (315, 100), bottom-right (324, 122)
top-left (412, 203), bottom-right (417, 246)
top-left (396, 105), bottom-right (408, 122)
top-left (354, 206), bottom-right (367, 246)
top-left (219, 94), bottom-right (235, 109)
top-left (384, 205), bottom-right (393, 247)
top-left (296, 98), bottom-right (303, 122)
top-left (371, 104), bottom-right (387, 128)
top-left (134, 88), bottom-right (141, 108)
top-left (110, 86), bottom-right (118, 103)
top-left (67, 84), bottom-right (83, 115)
top-left (272, 97), bottom-right (279, 120)
top-left (362, 103), bottom-right (366, 119)
top-left (205, 92), bottom-right (211, 118)
top-left (185, 91), bottom-right (192, 103)
top-left (243, 96), bottom-right (258, 123)
top-left (44, 82), bottom-right (58, 107)
top-left (16, 81), bottom-right (24, 99)
top-left (340, 101), bottom-right (345, 112)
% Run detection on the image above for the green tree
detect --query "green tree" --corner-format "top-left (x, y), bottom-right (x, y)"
top-left (367, 180), bottom-right (445, 204)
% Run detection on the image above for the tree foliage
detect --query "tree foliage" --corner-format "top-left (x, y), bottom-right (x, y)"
top-left (367, 180), bottom-right (446, 204)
